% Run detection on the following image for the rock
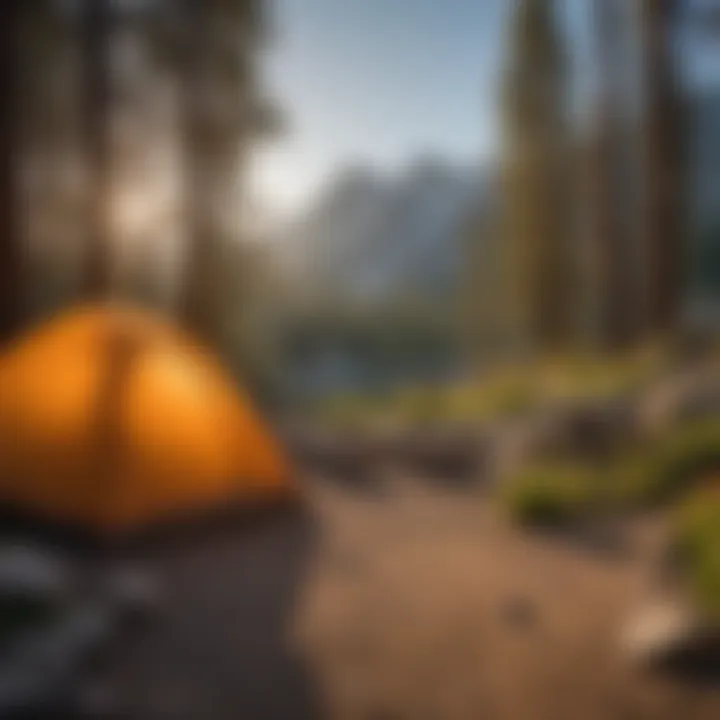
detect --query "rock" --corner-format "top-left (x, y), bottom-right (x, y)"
top-left (489, 410), bottom-right (568, 484)
top-left (104, 566), bottom-right (162, 624)
top-left (559, 398), bottom-right (639, 460)
top-left (0, 603), bottom-right (119, 716)
top-left (387, 428), bottom-right (483, 482)
top-left (72, 680), bottom-right (125, 719)
top-left (634, 369), bottom-right (720, 438)
top-left (301, 431), bottom-right (376, 482)
top-left (490, 396), bottom-right (642, 486)
top-left (0, 544), bottom-right (72, 605)
top-left (676, 378), bottom-right (720, 425)
top-left (620, 598), bottom-right (706, 666)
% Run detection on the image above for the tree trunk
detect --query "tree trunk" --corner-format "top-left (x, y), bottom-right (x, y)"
top-left (0, 3), bottom-right (23, 344)
top-left (641, 0), bottom-right (684, 335)
top-left (179, 1), bottom-right (221, 344)
top-left (81, 0), bottom-right (113, 300)
top-left (499, 0), bottom-right (574, 356)
top-left (591, 0), bottom-right (633, 348)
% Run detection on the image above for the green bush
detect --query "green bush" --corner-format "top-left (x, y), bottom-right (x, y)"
top-left (644, 421), bottom-right (720, 503)
top-left (503, 463), bottom-right (600, 528)
top-left (591, 421), bottom-right (720, 510)
top-left (502, 420), bottom-right (720, 531)
top-left (603, 450), bottom-right (662, 508)
top-left (674, 491), bottom-right (720, 619)
top-left (489, 379), bottom-right (540, 418)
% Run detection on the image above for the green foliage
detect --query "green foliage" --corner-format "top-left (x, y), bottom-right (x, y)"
top-left (570, 420), bottom-right (720, 513)
top-left (312, 373), bottom-right (541, 430)
top-left (502, 463), bottom-right (599, 528)
top-left (501, 416), bottom-right (720, 530)
top-left (674, 491), bottom-right (720, 619)
top-left (644, 421), bottom-right (720, 504)
top-left (312, 347), bottom-right (668, 430)
top-left (316, 394), bottom-right (383, 431)
top-left (601, 451), bottom-right (659, 509)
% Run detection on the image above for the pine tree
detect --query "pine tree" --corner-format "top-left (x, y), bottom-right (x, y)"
top-left (640, 0), bottom-right (684, 335)
top-left (590, 0), bottom-right (634, 348)
top-left (22, 1), bottom-right (87, 319)
top-left (178, 0), bottom-right (272, 348)
top-left (499, 0), bottom-right (574, 354)
top-left (0, 2), bottom-right (23, 344)
top-left (81, 0), bottom-right (114, 300)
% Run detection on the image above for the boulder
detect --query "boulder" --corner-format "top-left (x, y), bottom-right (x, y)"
top-left (620, 598), bottom-right (710, 667)
top-left (0, 544), bottom-right (72, 605)
top-left (104, 566), bottom-right (162, 624)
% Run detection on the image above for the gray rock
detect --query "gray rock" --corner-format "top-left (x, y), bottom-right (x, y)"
top-left (104, 566), bottom-right (162, 623)
top-left (0, 544), bottom-right (72, 605)
top-left (0, 603), bottom-right (119, 716)
top-left (385, 428), bottom-right (483, 481)
top-left (72, 680), bottom-right (126, 718)
top-left (559, 397), bottom-right (640, 459)
top-left (489, 409), bottom-right (570, 484)
top-left (634, 368), bottom-right (720, 438)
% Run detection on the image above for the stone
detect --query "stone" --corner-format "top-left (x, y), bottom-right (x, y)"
top-left (104, 566), bottom-right (162, 623)
top-left (620, 598), bottom-right (706, 666)
top-left (0, 604), bottom-right (118, 716)
top-left (0, 544), bottom-right (72, 605)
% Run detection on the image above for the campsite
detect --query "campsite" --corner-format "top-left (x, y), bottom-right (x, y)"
top-left (4, 1), bottom-right (720, 719)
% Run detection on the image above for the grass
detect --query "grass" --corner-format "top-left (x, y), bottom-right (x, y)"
top-left (312, 344), bottom-right (671, 431)
top-left (502, 462), bottom-right (602, 528)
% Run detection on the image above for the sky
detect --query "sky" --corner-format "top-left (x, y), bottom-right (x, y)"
top-left (250, 0), bottom-right (720, 221)
top-left (251, 0), bottom-right (514, 219)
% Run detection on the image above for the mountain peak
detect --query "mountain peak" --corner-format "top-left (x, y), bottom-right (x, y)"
top-left (277, 155), bottom-right (495, 310)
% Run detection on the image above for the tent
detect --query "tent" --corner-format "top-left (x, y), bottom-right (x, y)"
top-left (0, 305), bottom-right (295, 535)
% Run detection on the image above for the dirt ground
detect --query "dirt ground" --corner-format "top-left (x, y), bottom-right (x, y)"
top-left (108, 477), bottom-right (720, 720)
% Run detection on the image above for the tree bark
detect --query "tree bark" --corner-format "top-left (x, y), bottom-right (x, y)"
top-left (179, 1), bottom-right (221, 344)
top-left (81, 0), bottom-right (114, 300)
top-left (641, 0), bottom-right (684, 335)
top-left (591, 0), bottom-right (633, 348)
top-left (0, 2), bottom-right (24, 344)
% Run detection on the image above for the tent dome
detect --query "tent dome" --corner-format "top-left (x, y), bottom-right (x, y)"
top-left (0, 305), bottom-right (294, 534)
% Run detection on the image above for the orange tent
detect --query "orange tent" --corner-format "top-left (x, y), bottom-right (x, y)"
top-left (0, 305), bottom-right (295, 534)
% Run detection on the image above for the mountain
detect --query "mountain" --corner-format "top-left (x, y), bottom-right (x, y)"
top-left (277, 156), bottom-right (493, 312)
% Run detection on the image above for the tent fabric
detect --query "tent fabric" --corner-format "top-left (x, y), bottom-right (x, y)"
top-left (0, 305), bottom-right (294, 534)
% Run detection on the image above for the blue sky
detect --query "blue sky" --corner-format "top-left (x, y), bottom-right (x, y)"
top-left (252, 0), bottom-right (513, 216)
top-left (251, 0), bottom-right (720, 219)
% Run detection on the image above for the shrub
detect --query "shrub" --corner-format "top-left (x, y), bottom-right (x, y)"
top-left (602, 448), bottom-right (667, 508)
top-left (502, 420), bottom-right (720, 530)
top-left (594, 421), bottom-right (720, 510)
top-left (317, 394), bottom-right (382, 430)
top-left (673, 490), bottom-right (720, 619)
top-left (489, 378), bottom-right (540, 418)
top-left (644, 421), bottom-right (720, 503)
top-left (502, 463), bottom-right (600, 528)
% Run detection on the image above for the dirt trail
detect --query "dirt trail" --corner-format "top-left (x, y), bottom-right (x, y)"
top-left (110, 478), bottom-right (720, 719)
